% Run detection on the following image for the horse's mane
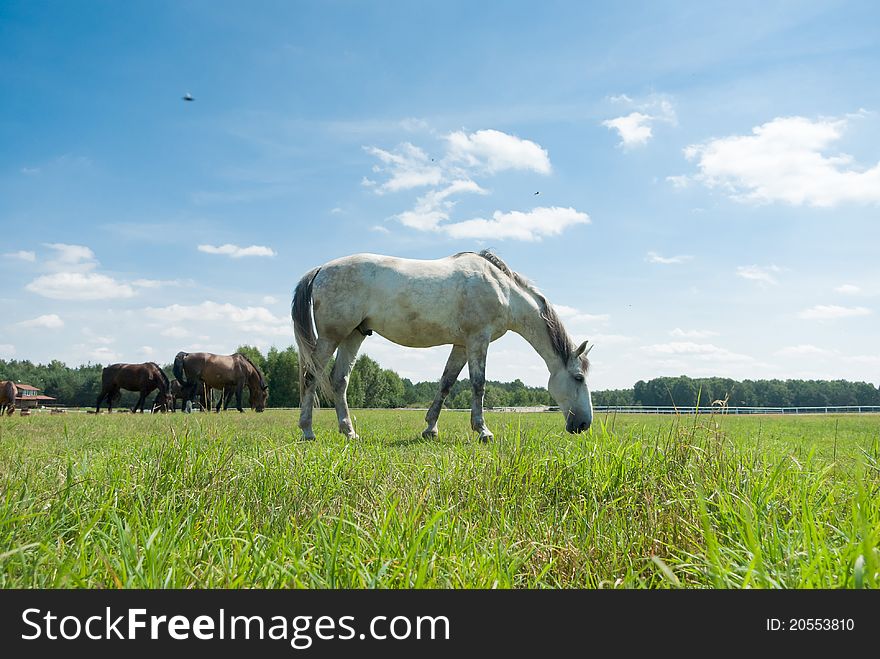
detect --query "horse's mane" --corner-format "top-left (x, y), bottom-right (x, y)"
top-left (147, 362), bottom-right (169, 390)
top-left (467, 249), bottom-right (588, 370)
top-left (235, 353), bottom-right (266, 388)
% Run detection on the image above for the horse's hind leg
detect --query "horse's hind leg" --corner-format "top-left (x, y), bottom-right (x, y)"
top-left (423, 344), bottom-right (467, 439)
top-left (331, 330), bottom-right (366, 439)
top-left (466, 336), bottom-right (493, 442)
top-left (298, 337), bottom-right (338, 440)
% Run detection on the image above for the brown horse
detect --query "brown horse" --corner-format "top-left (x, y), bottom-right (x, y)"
top-left (0, 380), bottom-right (18, 416)
top-left (95, 362), bottom-right (172, 413)
top-left (173, 351), bottom-right (268, 413)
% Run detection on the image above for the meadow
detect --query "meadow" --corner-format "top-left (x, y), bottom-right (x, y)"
top-left (0, 408), bottom-right (878, 588)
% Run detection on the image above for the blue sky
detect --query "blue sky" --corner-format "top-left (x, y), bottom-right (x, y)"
top-left (1, 0), bottom-right (878, 390)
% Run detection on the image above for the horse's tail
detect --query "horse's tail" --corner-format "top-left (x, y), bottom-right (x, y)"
top-left (149, 362), bottom-right (170, 393)
top-left (292, 266), bottom-right (333, 402)
top-left (173, 352), bottom-right (188, 384)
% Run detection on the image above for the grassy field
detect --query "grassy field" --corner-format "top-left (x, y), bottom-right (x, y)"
top-left (1, 408), bottom-right (878, 588)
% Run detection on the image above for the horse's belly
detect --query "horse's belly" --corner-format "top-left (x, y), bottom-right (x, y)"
top-left (371, 319), bottom-right (460, 348)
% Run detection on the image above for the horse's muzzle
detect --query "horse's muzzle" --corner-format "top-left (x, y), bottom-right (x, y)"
top-left (567, 420), bottom-right (591, 434)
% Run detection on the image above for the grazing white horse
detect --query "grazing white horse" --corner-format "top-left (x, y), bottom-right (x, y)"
top-left (292, 250), bottom-right (593, 441)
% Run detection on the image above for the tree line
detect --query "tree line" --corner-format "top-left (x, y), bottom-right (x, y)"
top-left (2, 350), bottom-right (878, 409)
top-left (593, 376), bottom-right (880, 408)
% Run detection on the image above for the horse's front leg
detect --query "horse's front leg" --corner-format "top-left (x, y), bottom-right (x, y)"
top-left (423, 344), bottom-right (467, 438)
top-left (235, 383), bottom-right (244, 413)
top-left (466, 337), bottom-right (493, 442)
top-left (332, 331), bottom-right (366, 439)
top-left (132, 389), bottom-right (147, 413)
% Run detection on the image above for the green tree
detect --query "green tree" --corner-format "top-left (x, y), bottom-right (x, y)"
top-left (265, 346), bottom-right (299, 407)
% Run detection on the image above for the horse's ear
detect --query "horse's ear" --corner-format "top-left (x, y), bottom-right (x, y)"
top-left (575, 340), bottom-right (590, 357)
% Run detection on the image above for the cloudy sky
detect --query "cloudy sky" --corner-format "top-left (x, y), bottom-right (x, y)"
top-left (1, 1), bottom-right (878, 389)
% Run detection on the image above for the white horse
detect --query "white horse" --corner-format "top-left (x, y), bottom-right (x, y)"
top-left (292, 250), bottom-right (593, 441)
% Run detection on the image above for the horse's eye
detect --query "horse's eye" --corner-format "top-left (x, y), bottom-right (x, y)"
top-left (573, 374), bottom-right (584, 383)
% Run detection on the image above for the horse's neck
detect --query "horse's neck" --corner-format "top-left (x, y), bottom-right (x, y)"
top-left (509, 288), bottom-right (564, 374)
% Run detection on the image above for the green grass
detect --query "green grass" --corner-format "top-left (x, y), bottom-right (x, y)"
top-left (1, 409), bottom-right (878, 588)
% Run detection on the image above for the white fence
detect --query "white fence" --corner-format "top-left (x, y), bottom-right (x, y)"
top-left (592, 405), bottom-right (880, 415)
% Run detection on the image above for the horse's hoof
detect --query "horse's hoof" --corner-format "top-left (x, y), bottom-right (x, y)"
top-left (301, 432), bottom-right (316, 441)
top-left (422, 429), bottom-right (439, 439)
top-left (344, 432), bottom-right (360, 440)
top-left (478, 432), bottom-right (494, 443)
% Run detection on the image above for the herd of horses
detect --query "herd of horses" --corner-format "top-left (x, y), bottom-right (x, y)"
top-left (93, 351), bottom-right (269, 414)
top-left (3, 250), bottom-right (594, 438)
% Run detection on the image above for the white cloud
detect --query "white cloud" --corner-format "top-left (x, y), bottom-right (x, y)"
top-left (680, 114), bottom-right (880, 206)
top-left (670, 328), bottom-right (718, 339)
top-left (445, 129), bottom-right (551, 174)
top-left (0, 344), bottom-right (15, 358)
top-left (797, 305), bottom-right (871, 320)
top-left (602, 94), bottom-right (677, 149)
top-left (25, 272), bottom-right (136, 300)
top-left (364, 143), bottom-right (443, 193)
top-left (554, 305), bottom-right (611, 326)
top-left (197, 244), bottom-right (277, 258)
top-left (844, 354), bottom-right (880, 366)
top-left (146, 301), bottom-right (291, 337)
top-left (583, 333), bottom-right (633, 346)
top-left (160, 326), bottom-right (191, 338)
top-left (132, 278), bottom-right (183, 289)
top-left (18, 314), bottom-right (64, 329)
top-left (666, 175), bottom-right (691, 189)
top-left (87, 346), bottom-right (121, 363)
top-left (262, 295), bottom-right (279, 305)
top-left (395, 180), bottom-right (489, 231)
top-left (370, 225), bottom-right (391, 234)
top-left (775, 344), bottom-right (836, 357)
top-left (3, 250), bottom-right (36, 262)
top-left (646, 251), bottom-right (693, 265)
top-left (736, 264), bottom-right (782, 285)
top-left (365, 127), bottom-right (589, 242)
top-left (641, 341), bottom-right (754, 363)
top-left (835, 284), bottom-right (861, 295)
top-left (442, 206), bottom-right (589, 241)
top-left (603, 112), bottom-right (655, 149)
top-left (138, 346), bottom-right (155, 357)
top-left (44, 243), bottom-right (97, 272)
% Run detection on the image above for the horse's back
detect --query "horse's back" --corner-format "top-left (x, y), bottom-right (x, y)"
top-left (311, 252), bottom-right (511, 346)
top-left (184, 352), bottom-right (243, 387)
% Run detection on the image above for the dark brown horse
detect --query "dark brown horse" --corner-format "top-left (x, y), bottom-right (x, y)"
top-left (173, 351), bottom-right (268, 413)
top-left (0, 380), bottom-right (17, 416)
top-left (95, 362), bottom-right (172, 413)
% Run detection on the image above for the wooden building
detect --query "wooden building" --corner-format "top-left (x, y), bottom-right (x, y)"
top-left (15, 383), bottom-right (57, 410)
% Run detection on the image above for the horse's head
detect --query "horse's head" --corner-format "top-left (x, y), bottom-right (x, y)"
top-left (547, 340), bottom-right (593, 433)
top-left (252, 384), bottom-right (269, 412)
